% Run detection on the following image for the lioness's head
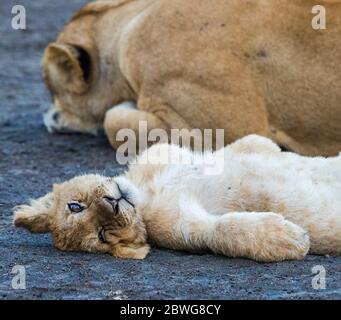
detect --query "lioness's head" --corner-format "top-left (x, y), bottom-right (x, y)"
top-left (13, 174), bottom-right (150, 259)
top-left (42, 0), bottom-right (137, 134)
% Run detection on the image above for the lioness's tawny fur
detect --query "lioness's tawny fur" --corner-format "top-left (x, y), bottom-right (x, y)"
top-left (42, 0), bottom-right (341, 156)
top-left (14, 135), bottom-right (341, 262)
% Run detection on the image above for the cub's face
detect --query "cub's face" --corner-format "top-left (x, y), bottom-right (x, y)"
top-left (14, 175), bottom-right (150, 260)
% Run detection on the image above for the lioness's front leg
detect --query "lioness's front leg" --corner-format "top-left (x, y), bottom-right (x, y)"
top-left (104, 101), bottom-right (169, 151)
top-left (147, 199), bottom-right (310, 262)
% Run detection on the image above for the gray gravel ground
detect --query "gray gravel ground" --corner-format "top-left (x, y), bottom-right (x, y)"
top-left (0, 0), bottom-right (341, 300)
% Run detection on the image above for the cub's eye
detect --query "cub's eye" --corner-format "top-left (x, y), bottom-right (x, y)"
top-left (68, 202), bottom-right (84, 213)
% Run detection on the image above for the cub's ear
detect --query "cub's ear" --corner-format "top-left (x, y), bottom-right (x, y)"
top-left (13, 192), bottom-right (54, 233)
top-left (113, 243), bottom-right (151, 260)
top-left (42, 42), bottom-right (92, 94)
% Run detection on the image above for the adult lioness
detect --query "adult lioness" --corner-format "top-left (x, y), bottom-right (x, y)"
top-left (43, 0), bottom-right (341, 156)
top-left (14, 135), bottom-right (341, 262)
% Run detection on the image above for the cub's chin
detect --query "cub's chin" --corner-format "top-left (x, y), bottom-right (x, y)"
top-left (105, 213), bottom-right (150, 260)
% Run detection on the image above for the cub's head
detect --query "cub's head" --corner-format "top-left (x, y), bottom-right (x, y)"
top-left (42, 0), bottom-right (136, 134)
top-left (13, 174), bottom-right (150, 260)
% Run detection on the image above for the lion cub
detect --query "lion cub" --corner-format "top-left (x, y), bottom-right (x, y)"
top-left (14, 135), bottom-right (341, 262)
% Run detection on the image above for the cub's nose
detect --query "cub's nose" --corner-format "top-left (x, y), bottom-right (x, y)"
top-left (103, 196), bottom-right (119, 215)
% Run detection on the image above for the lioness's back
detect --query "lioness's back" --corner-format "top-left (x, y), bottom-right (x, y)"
top-left (136, 0), bottom-right (341, 152)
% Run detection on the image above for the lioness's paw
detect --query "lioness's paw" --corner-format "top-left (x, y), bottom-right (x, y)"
top-left (227, 134), bottom-right (281, 154)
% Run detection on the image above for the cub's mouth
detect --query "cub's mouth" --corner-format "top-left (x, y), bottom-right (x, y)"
top-left (98, 227), bottom-right (109, 244)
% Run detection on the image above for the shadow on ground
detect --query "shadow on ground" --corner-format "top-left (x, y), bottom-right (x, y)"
top-left (0, 0), bottom-right (340, 299)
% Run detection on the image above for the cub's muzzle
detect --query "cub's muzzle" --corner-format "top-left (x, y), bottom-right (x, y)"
top-left (103, 196), bottom-right (119, 215)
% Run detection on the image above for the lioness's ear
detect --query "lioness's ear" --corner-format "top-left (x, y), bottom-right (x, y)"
top-left (13, 192), bottom-right (54, 233)
top-left (113, 243), bottom-right (151, 260)
top-left (43, 43), bottom-right (92, 94)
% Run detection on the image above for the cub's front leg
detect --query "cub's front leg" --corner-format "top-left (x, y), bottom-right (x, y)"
top-left (147, 199), bottom-right (310, 262)
top-left (211, 212), bottom-right (310, 262)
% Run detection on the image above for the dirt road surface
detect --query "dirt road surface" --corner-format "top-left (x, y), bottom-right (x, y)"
top-left (0, 0), bottom-right (340, 299)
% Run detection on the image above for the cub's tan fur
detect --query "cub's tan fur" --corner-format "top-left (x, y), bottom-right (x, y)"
top-left (14, 135), bottom-right (341, 262)
top-left (43, 0), bottom-right (341, 156)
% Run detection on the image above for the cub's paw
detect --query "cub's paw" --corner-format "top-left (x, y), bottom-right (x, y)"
top-left (214, 212), bottom-right (310, 262)
top-left (253, 215), bottom-right (310, 262)
top-left (112, 243), bottom-right (150, 260)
